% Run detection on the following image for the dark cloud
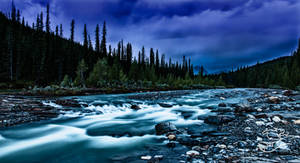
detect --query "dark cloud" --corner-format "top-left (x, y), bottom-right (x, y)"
top-left (0, 0), bottom-right (299, 73)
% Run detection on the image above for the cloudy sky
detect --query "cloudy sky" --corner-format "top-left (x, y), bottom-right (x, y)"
top-left (1, 0), bottom-right (299, 73)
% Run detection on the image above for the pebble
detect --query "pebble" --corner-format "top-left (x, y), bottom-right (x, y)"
top-left (256, 121), bottom-right (265, 126)
top-left (257, 137), bottom-right (263, 141)
top-left (294, 120), bottom-right (300, 125)
top-left (247, 114), bottom-right (256, 119)
top-left (272, 116), bottom-right (281, 123)
top-left (186, 150), bottom-right (200, 157)
top-left (154, 155), bottom-right (163, 160)
top-left (216, 144), bottom-right (226, 149)
top-left (167, 134), bottom-right (176, 141)
top-left (244, 127), bottom-right (252, 134)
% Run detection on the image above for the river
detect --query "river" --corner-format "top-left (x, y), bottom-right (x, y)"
top-left (0, 89), bottom-right (283, 162)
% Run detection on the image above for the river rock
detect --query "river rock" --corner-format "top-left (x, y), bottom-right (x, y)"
top-left (283, 90), bottom-right (293, 96)
top-left (158, 103), bottom-right (173, 108)
top-left (54, 99), bottom-right (81, 107)
top-left (218, 103), bottom-right (227, 107)
top-left (293, 120), bottom-right (300, 125)
top-left (255, 121), bottom-right (265, 126)
top-left (186, 150), bottom-right (200, 157)
top-left (268, 96), bottom-right (280, 104)
top-left (155, 122), bottom-right (177, 135)
top-left (154, 155), bottom-right (163, 160)
top-left (130, 104), bottom-right (141, 110)
top-left (272, 116), bottom-right (281, 123)
top-left (204, 115), bottom-right (235, 125)
top-left (167, 133), bottom-right (176, 141)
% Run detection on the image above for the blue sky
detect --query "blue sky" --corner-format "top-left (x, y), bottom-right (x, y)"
top-left (1, 0), bottom-right (299, 73)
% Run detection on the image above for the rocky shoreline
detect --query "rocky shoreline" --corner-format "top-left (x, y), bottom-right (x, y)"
top-left (139, 89), bottom-right (300, 163)
top-left (0, 95), bottom-right (60, 128)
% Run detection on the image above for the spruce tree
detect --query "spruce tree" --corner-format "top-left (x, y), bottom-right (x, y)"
top-left (60, 24), bottom-right (63, 37)
top-left (83, 24), bottom-right (88, 48)
top-left (46, 4), bottom-right (50, 33)
top-left (70, 20), bottom-right (75, 41)
top-left (11, 0), bottom-right (16, 22)
top-left (150, 48), bottom-right (154, 67)
top-left (100, 21), bottom-right (107, 57)
top-left (95, 24), bottom-right (100, 53)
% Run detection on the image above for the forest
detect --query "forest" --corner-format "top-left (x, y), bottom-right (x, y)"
top-left (0, 3), bottom-right (215, 90)
top-left (211, 41), bottom-right (300, 89)
top-left (0, 2), bottom-right (299, 90)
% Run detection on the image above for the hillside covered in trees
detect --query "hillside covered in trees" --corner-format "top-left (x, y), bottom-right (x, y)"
top-left (0, 2), bottom-right (299, 91)
top-left (210, 40), bottom-right (300, 89)
top-left (0, 3), bottom-right (221, 90)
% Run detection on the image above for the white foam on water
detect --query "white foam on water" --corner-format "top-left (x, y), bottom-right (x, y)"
top-left (88, 134), bottom-right (162, 149)
top-left (42, 101), bottom-right (62, 108)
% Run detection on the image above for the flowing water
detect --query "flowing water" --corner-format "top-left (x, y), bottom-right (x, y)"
top-left (0, 89), bottom-right (256, 162)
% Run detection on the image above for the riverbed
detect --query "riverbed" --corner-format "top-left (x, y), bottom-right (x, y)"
top-left (0, 89), bottom-right (299, 162)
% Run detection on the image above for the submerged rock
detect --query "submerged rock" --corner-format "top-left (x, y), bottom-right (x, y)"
top-left (155, 122), bottom-right (177, 135)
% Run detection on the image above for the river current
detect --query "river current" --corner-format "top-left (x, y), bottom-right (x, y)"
top-left (0, 89), bottom-right (256, 162)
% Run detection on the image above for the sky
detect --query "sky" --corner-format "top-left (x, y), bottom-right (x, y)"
top-left (0, 0), bottom-right (299, 73)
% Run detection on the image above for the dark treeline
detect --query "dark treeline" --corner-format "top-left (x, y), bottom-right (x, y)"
top-left (210, 40), bottom-right (300, 89)
top-left (0, 2), bottom-right (208, 89)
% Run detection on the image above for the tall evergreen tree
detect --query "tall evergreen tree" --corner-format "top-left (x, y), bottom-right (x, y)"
top-left (16, 10), bottom-right (20, 23)
top-left (70, 20), bottom-right (75, 41)
top-left (46, 4), bottom-right (50, 33)
top-left (11, 0), bottom-right (16, 22)
top-left (83, 24), bottom-right (88, 48)
top-left (40, 12), bottom-right (43, 31)
top-left (60, 24), bottom-right (63, 37)
top-left (95, 24), bottom-right (100, 53)
top-left (100, 21), bottom-right (107, 57)
top-left (150, 48), bottom-right (155, 67)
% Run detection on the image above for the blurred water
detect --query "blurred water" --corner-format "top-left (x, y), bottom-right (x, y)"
top-left (0, 89), bottom-right (255, 163)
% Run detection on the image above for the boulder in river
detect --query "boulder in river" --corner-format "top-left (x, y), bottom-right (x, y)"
top-left (158, 103), bottom-right (173, 108)
top-left (130, 104), bottom-right (141, 110)
top-left (155, 122), bottom-right (177, 135)
top-left (218, 103), bottom-right (227, 107)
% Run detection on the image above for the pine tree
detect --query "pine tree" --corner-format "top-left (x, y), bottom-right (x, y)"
top-left (141, 46), bottom-right (145, 65)
top-left (155, 49), bottom-right (159, 67)
top-left (150, 48), bottom-right (154, 67)
top-left (16, 10), bottom-right (20, 23)
top-left (100, 21), bottom-right (107, 57)
top-left (55, 25), bottom-right (59, 36)
top-left (60, 24), bottom-right (63, 37)
top-left (95, 24), bottom-right (100, 53)
top-left (83, 24), bottom-right (88, 48)
top-left (46, 4), bottom-right (50, 33)
top-left (40, 12), bottom-right (43, 31)
top-left (11, 0), bottom-right (16, 22)
top-left (70, 20), bottom-right (75, 41)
